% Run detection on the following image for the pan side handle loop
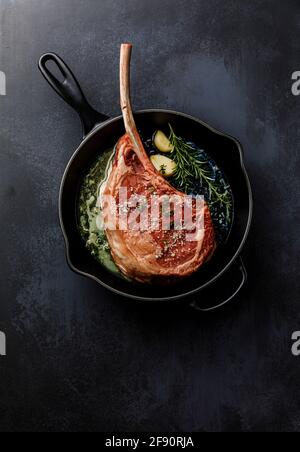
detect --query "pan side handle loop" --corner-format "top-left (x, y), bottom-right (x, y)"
top-left (190, 257), bottom-right (247, 312)
top-left (38, 53), bottom-right (109, 137)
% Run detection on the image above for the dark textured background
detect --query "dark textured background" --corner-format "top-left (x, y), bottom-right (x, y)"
top-left (0, 0), bottom-right (300, 432)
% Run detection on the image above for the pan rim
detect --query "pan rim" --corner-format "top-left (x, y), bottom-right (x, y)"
top-left (59, 108), bottom-right (253, 302)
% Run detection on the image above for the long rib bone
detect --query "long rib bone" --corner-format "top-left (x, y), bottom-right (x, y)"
top-left (120, 43), bottom-right (148, 161)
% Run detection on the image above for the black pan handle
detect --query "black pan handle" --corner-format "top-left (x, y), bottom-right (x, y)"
top-left (189, 257), bottom-right (247, 312)
top-left (38, 53), bottom-right (109, 137)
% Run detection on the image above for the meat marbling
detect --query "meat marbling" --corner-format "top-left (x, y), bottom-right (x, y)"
top-left (99, 44), bottom-right (216, 283)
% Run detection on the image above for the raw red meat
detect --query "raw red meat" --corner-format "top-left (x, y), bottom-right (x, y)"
top-left (99, 44), bottom-right (216, 283)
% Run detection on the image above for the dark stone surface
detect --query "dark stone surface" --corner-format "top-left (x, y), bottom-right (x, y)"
top-left (0, 0), bottom-right (300, 432)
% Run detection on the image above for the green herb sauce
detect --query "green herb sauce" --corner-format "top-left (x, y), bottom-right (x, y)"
top-left (78, 148), bottom-right (120, 275)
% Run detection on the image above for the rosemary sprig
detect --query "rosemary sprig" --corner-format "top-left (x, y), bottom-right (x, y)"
top-left (168, 125), bottom-right (232, 213)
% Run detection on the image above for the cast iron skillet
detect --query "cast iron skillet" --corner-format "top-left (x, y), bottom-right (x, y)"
top-left (38, 53), bottom-right (253, 311)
